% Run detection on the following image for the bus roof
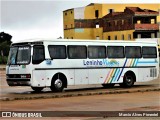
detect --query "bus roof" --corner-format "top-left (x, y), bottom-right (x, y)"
top-left (12, 38), bottom-right (158, 45)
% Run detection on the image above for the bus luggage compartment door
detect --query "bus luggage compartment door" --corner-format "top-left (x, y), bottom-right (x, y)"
top-left (32, 70), bottom-right (46, 87)
top-left (75, 69), bottom-right (89, 85)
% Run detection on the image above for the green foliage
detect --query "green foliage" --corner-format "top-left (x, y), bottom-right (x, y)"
top-left (0, 56), bottom-right (8, 64)
top-left (0, 32), bottom-right (12, 64)
top-left (0, 41), bottom-right (10, 56)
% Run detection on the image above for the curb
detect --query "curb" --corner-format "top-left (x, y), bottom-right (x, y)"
top-left (1, 88), bottom-right (160, 102)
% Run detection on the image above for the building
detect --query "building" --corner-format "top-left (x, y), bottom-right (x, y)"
top-left (102, 7), bottom-right (159, 40)
top-left (63, 3), bottom-right (160, 41)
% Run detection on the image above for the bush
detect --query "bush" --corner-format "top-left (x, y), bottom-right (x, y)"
top-left (0, 56), bottom-right (8, 64)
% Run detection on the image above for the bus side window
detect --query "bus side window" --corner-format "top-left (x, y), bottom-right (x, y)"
top-left (142, 47), bottom-right (157, 58)
top-left (88, 46), bottom-right (106, 59)
top-left (125, 46), bottom-right (141, 58)
top-left (32, 45), bottom-right (45, 64)
top-left (48, 45), bottom-right (66, 59)
top-left (107, 46), bottom-right (124, 58)
top-left (68, 45), bottom-right (87, 59)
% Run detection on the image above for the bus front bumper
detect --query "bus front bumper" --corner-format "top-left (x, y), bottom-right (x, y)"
top-left (6, 74), bottom-right (31, 86)
top-left (7, 78), bottom-right (31, 86)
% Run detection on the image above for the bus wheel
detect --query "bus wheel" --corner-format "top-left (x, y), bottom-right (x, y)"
top-left (102, 84), bottom-right (115, 88)
top-left (31, 87), bottom-right (44, 92)
top-left (120, 72), bottom-right (135, 88)
top-left (50, 76), bottom-right (65, 92)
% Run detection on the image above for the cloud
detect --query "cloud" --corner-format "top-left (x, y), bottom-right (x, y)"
top-left (1, 0), bottom-right (158, 42)
top-left (1, 0), bottom-right (90, 29)
top-left (1, 0), bottom-right (91, 42)
top-left (1, 1), bottom-right (61, 29)
top-left (7, 28), bottom-right (63, 42)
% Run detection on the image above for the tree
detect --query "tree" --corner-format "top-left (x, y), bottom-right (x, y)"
top-left (0, 32), bottom-right (12, 43)
top-left (0, 32), bottom-right (12, 64)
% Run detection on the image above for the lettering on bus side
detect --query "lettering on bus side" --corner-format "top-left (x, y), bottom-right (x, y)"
top-left (83, 59), bottom-right (119, 67)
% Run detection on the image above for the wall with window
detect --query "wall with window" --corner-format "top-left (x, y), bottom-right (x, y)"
top-left (84, 4), bottom-right (103, 19)
top-left (103, 16), bottom-right (134, 32)
top-left (63, 9), bottom-right (75, 30)
top-left (64, 29), bottom-right (75, 39)
top-left (103, 30), bottom-right (134, 40)
top-left (93, 28), bottom-right (103, 40)
top-left (64, 27), bottom-right (103, 40)
top-left (73, 28), bottom-right (103, 40)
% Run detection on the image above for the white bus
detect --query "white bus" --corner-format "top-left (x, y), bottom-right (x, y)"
top-left (6, 39), bottom-right (159, 92)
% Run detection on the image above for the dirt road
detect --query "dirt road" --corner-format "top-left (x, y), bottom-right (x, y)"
top-left (0, 69), bottom-right (160, 119)
top-left (0, 91), bottom-right (160, 120)
top-left (1, 91), bottom-right (160, 111)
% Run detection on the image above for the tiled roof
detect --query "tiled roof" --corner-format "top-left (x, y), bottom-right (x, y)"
top-left (103, 12), bottom-right (124, 18)
top-left (103, 7), bottom-right (158, 18)
top-left (125, 7), bottom-right (142, 12)
top-left (125, 7), bottom-right (159, 15)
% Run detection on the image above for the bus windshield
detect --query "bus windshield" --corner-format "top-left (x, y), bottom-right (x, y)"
top-left (8, 46), bottom-right (31, 65)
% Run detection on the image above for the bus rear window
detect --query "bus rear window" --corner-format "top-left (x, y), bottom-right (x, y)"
top-left (32, 45), bottom-right (45, 64)
top-left (48, 45), bottom-right (66, 59)
top-left (142, 47), bottom-right (157, 58)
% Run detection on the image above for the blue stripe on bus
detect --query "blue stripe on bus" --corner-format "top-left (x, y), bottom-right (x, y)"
top-left (134, 59), bottom-right (138, 66)
top-left (110, 69), bottom-right (118, 83)
top-left (138, 61), bottom-right (157, 64)
top-left (114, 68), bottom-right (120, 82)
top-left (132, 59), bottom-right (136, 67)
top-left (135, 59), bottom-right (139, 66)
top-left (117, 59), bottom-right (128, 81)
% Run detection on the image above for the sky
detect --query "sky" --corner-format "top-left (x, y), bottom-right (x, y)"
top-left (0, 0), bottom-right (160, 42)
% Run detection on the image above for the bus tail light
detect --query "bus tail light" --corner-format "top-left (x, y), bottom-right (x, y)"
top-left (26, 74), bottom-right (31, 78)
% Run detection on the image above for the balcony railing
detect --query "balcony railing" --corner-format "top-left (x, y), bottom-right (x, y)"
top-left (135, 24), bottom-right (159, 30)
